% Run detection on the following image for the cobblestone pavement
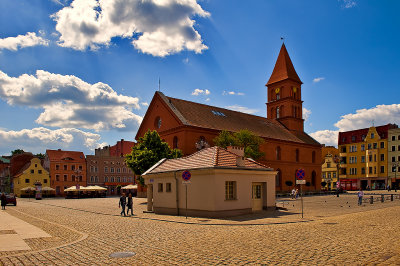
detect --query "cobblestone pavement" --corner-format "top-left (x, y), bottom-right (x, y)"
top-left (1, 193), bottom-right (400, 265)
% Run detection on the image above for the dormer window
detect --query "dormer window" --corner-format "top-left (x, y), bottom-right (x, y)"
top-left (371, 133), bottom-right (375, 139)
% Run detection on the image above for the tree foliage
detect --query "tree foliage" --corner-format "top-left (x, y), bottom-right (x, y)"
top-left (213, 129), bottom-right (265, 160)
top-left (11, 149), bottom-right (25, 156)
top-left (125, 130), bottom-right (183, 184)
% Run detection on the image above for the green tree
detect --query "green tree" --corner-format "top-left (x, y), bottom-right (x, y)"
top-left (11, 149), bottom-right (25, 156)
top-left (35, 153), bottom-right (45, 159)
top-left (125, 130), bottom-right (183, 185)
top-left (213, 129), bottom-right (265, 160)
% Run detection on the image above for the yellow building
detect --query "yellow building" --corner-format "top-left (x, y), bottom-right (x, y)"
top-left (322, 153), bottom-right (339, 190)
top-left (13, 158), bottom-right (50, 197)
top-left (338, 124), bottom-right (395, 190)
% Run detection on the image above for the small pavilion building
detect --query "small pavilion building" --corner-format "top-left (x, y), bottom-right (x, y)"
top-left (143, 146), bottom-right (277, 218)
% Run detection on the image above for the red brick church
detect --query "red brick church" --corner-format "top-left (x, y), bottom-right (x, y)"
top-left (136, 44), bottom-right (322, 192)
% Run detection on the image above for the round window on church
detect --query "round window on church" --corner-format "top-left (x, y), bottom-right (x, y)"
top-left (154, 116), bottom-right (162, 129)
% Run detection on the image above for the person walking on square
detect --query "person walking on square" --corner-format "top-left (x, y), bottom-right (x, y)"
top-left (1, 193), bottom-right (6, 210)
top-left (295, 189), bottom-right (299, 199)
top-left (126, 193), bottom-right (133, 216)
top-left (291, 188), bottom-right (296, 199)
top-left (357, 188), bottom-right (364, 206)
top-left (119, 193), bottom-right (127, 216)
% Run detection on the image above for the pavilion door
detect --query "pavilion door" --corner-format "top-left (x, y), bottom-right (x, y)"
top-left (252, 183), bottom-right (263, 211)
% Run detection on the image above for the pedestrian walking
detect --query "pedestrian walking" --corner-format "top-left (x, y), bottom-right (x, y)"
top-left (295, 189), bottom-right (299, 199)
top-left (357, 188), bottom-right (364, 206)
top-left (291, 188), bottom-right (296, 199)
top-left (1, 193), bottom-right (6, 210)
top-left (126, 193), bottom-right (133, 216)
top-left (119, 193), bottom-right (127, 216)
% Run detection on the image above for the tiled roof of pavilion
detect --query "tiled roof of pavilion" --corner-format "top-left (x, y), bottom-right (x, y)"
top-left (143, 146), bottom-right (272, 175)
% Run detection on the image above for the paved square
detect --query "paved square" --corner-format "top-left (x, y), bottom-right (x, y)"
top-left (1, 192), bottom-right (400, 265)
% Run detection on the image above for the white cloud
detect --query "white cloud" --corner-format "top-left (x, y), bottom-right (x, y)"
top-left (339, 0), bottom-right (356, 8)
top-left (0, 32), bottom-right (49, 51)
top-left (0, 127), bottom-right (106, 155)
top-left (183, 58), bottom-right (189, 64)
top-left (0, 70), bottom-right (142, 131)
top-left (310, 104), bottom-right (400, 146)
top-left (313, 77), bottom-right (325, 83)
top-left (205, 98), bottom-right (210, 102)
top-left (141, 102), bottom-right (149, 107)
top-left (310, 130), bottom-right (339, 147)
top-left (191, 88), bottom-right (210, 96)
top-left (303, 107), bottom-right (311, 121)
top-left (225, 105), bottom-right (259, 114)
top-left (223, 91), bottom-right (245, 96)
top-left (334, 104), bottom-right (400, 131)
top-left (51, 0), bottom-right (210, 57)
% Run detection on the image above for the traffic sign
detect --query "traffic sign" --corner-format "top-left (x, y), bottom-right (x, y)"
top-left (296, 169), bottom-right (305, 179)
top-left (182, 170), bottom-right (191, 181)
top-left (296, 180), bottom-right (306, 185)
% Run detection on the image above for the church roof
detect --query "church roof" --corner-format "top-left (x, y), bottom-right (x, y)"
top-left (156, 92), bottom-right (320, 146)
top-left (46, 149), bottom-right (86, 162)
top-left (143, 146), bottom-right (272, 175)
top-left (266, 43), bottom-right (302, 86)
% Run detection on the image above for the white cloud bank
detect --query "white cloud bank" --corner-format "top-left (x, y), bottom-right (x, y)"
top-left (223, 91), bottom-right (245, 96)
top-left (0, 32), bottom-right (49, 51)
top-left (0, 70), bottom-right (143, 131)
top-left (0, 127), bottom-right (106, 155)
top-left (340, 0), bottom-right (357, 8)
top-left (51, 0), bottom-right (210, 57)
top-left (310, 104), bottom-right (400, 146)
top-left (192, 88), bottom-right (210, 96)
top-left (313, 77), bottom-right (325, 83)
top-left (303, 107), bottom-right (311, 121)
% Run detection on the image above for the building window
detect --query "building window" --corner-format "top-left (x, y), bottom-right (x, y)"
top-left (276, 107), bottom-right (280, 119)
top-left (158, 183), bottom-right (163, 192)
top-left (361, 156), bottom-right (365, 163)
top-left (328, 172), bottom-right (331, 178)
top-left (333, 172), bottom-right (336, 178)
top-left (173, 136), bottom-right (178, 149)
top-left (225, 181), bottom-right (236, 200)
top-left (105, 167), bottom-right (108, 173)
top-left (64, 175), bottom-right (67, 181)
top-left (374, 166), bottom-right (376, 174)
top-left (71, 165), bottom-right (75, 171)
top-left (25, 179), bottom-right (30, 183)
top-left (380, 142), bottom-right (385, 148)
top-left (369, 167), bottom-right (373, 174)
top-left (312, 151), bottom-right (316, 163)
top-left (393, 146), bottom-right (396, 152)
top-left (117, 168), bottom-right (121, 173)
top-left (105, 176), bottom-right (108, 182)
top-left (369, 155), bottom-right (373, 162)
top-left (276, 169), bottom-right (281, 187)
top-left (111, 177), bottom-right (115, 182)
top-left (56, 164), bottom-right (60, 170)
top-left (323, 173), bottom-right (326, 178)
top-left (56, 174), bottom-right (60, 181)
top-left (361, 144), bottom-right (365, 151)
top-left (351, 136), bottom-right (356, 142)
top-left (361, 168), bottom-right (365, 174)
top-left (276, 146), bottom-right (281, 160)
top-left (311, 171), bottom-right (316, 186)
top-left (295, 149), bottom-right (299, 162)
top-left (380, 154), bottom-right (385, 161)
top-left (35, 164), bottom-right (37, 168)
top-left (166, 183), bottom-right (172, 192)
top-left (373, 143), bottom-right (377, 149)
top-left (327, 163), bottom-right (331, 168)
top-left (30, 169), bottom-right (34, 174)
top-left (90, 176), bottom-right (94, 182)
top-left (111, 167), bottom-right (114, 173)
top-left (117, 177), bottom-right (121, 182)
top-left (64, 165), bottom-right (67, 170)
top-left (341, 146), bottom-right (346, 153)
top-left (392, 136), bottom-right (396, 141)
top-left (371, 133), bottom-right (375, 139)
top-left (380, 166), bottom-right (385, 173)
top-left (44, 179), bottom-right (47, 183)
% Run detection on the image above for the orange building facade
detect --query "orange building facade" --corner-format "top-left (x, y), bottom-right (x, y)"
top-left (136, 44), bottom-right (322, 192)
top-left (44, 149), bottom-right (87, 196)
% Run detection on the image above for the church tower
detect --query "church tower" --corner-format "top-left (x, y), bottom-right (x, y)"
top-left (266, 43), bottom-right (304, 132)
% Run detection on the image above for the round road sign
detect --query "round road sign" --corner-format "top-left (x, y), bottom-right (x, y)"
top-left (296, 169), bottom-right (305, 179)
top-left (182, 170), bottom-right (191, 181)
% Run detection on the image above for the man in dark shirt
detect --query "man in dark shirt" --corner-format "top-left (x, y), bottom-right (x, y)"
top-left (119, 193), bottom-right (127, 216)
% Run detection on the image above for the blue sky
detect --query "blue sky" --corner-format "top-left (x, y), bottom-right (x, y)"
top-left (0, 0), bottom-right (399, 155)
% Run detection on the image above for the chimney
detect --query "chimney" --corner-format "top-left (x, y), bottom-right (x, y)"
top-left (227, 146), bottom-right (246, 167)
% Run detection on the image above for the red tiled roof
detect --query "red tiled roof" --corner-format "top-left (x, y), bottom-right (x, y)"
top-left (46, 149), bottom-right (86, 162)
top-left (266, 43), bottom-right (302, 86)
top-left (158, 92), bottom-right (319, 145)
top-left (143, 146), bottom-right (272, 175)
top-left (338, 124), bottom-right (398, 145)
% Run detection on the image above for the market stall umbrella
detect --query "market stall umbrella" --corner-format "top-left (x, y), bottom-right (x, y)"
top-left (64, 185), bottom-right (85, 192)
top-left (90, 185), bottom-right (107, 191)
top-left (121, 184), bottom-right (138, 190)
top-left (20, 187), bottom-right (35, 191)
top-left (41, 187), bottom-right (55, 191)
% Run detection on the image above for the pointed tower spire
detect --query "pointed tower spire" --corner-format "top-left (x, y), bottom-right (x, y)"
top-left (266, 44), bottom-right (304, 132)
top-left (266, 43), bottom-right (302, 86)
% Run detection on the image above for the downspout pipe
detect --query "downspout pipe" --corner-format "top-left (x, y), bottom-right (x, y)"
top-left (174, 170), bottom-right (180, 216)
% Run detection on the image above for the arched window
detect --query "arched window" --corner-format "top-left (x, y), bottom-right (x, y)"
top-left (311, 171), bottom-right (316, 186)
top-left (173, 136), bottom-right (178, 149)
top-left (312, 151), bottom-right (316, 163)
top-left (276, 169), bottom-right (281, 187)
top-left (276, 146), bottom-right (281, 160)
top-left (276, 93), bottom-right (280, 100)
top-left (296, 149), bottom-right (299, 162)
top-left (276, 107), bottom-right (280, 119)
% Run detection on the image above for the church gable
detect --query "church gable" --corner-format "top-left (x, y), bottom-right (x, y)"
top-left (135, 92), bottom-right (185, 140)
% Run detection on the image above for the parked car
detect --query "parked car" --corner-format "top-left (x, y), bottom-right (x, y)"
top-left (5, 193), bottom-right (16, 206)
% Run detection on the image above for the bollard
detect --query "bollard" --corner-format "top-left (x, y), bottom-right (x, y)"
top-left (391, 194), bottom-right (394, 201)
top-left (381, 194), bottom-right (384, 203)
top-left (370, 196), bottom-right (373, 204)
